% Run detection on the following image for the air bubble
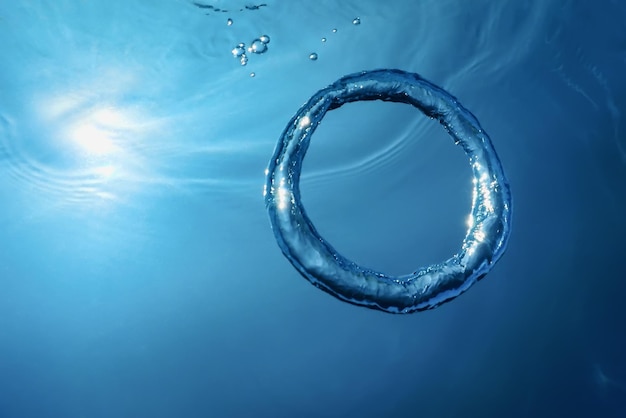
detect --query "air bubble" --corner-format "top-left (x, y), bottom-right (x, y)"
top-left (231, 45), bottom-right (245, 57)
top-left (352, 17), bottom-right (361, 25)
top-left (231, 36), bottom-right (272, 68)
top-left (332, 28), bottom-right (337, 33)
top-left (227, 18), bottom-right (233, 26)
top-left (250, 72), bottom-right (256, 77)
top-left (321, 37), bottom-right (327, 42)
top-left (248, 38), bottom-right (268, 54)
top-left (309, 52), bottom-right (318, 61)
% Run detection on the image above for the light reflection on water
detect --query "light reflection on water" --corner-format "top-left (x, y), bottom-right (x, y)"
top-left (0, 1), bottom-right (274, 211)
top-left (2, 78), bottom-right (152, 206)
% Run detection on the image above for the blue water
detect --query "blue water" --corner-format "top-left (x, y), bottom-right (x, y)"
top-left (1, 1), bottom-right (625, 417)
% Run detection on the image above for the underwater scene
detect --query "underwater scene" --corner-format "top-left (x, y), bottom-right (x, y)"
top-left (1, 1), bottom-right (625, 417)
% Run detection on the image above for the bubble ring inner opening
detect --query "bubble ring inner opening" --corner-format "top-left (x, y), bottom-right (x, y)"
top-left (264, 69), bottom-right (512, 314)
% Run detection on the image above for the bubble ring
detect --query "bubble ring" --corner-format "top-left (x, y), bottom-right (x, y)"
top-left (264, 69), bottom-right (512, 314)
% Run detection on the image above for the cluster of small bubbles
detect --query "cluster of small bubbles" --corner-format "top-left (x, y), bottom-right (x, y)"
top-left (231, 43), bottom-right (248, 65)
top-left (227, 18), bottom-right (233, 26)
top-left (231, 35), bottom-right (269, 68)
top-left (309, 19), bottom-right (361, 62)
top-left (231, 43), bottom-right (245, 57)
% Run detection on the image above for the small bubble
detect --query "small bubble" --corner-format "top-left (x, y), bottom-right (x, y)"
top-left (352, 17), bottom-right (361, 25)
top-left (259, 34), bottom-right (270, 44)
top-left (240, 54), bottom-right (248, 66)
top-left (231, 45), bottom-right (245, 57)
top-left (250, 72), bottom-right (256, 77)
top-left (227, 18), bottom-right (233, 26)
top-left (321, 37), bottom-right (326, 42)
top-left (249, 38), bottom-right (268, 54)
top-left (309, 52), bottom-right (318, 61)
top-left (332, 28), bottom-right (337, 33)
